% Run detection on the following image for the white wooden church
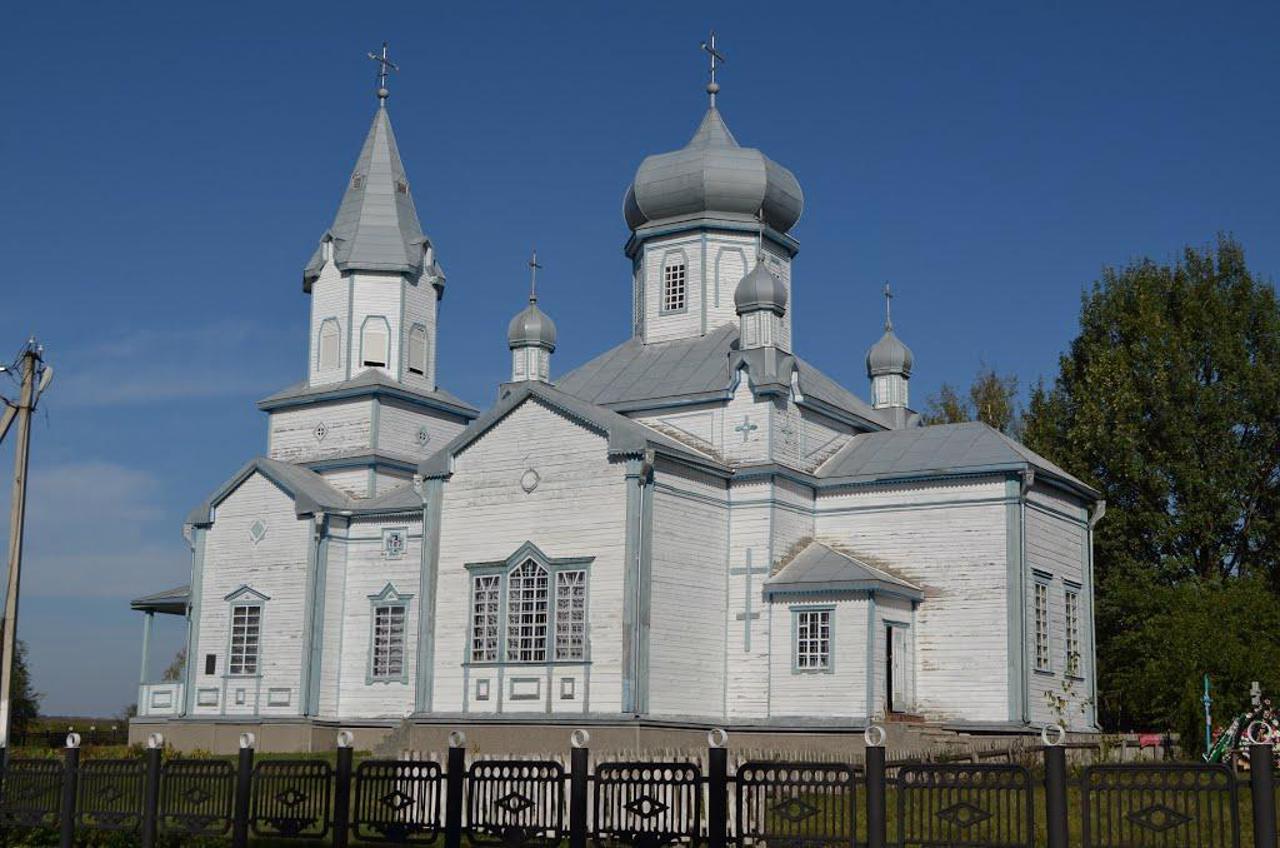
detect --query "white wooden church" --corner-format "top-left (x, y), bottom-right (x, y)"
top-left (130, 47), bottom-right (1102, 748)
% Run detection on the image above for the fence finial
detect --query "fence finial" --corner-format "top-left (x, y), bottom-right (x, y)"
top-left (448, 730), bottom-right (466, 748)
top-left (146, 732), bottom-right (164, 749)
top-left (707, 727), bottom-right (728, 748)
top-left (239, 731), bottom-right (256, 749)
top-left (571, 728), bottom-right (590, 748)
top-left (1041, 723), bottom-right (1066, 747)
top-left (336, 730), bottom-right (354, 748)
top-left (864, 724), bottom-right (886, 747)
top-left (64, 732), bottom-right (81, 749)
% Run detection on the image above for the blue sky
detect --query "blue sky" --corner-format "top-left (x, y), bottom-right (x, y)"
top-left (1, 1), bottom-right (1277, 715)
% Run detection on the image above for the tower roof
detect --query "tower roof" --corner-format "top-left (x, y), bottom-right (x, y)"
top-left (623, 106), bottom-right (804, 234)
top-left (508, 300), bottom-right (557, 350)
top-left (303, 104), bottom-right (436, 290)
top-left (865, 329), bottom-right (913, 378)
top-left (734, 253), bottom-right (788, 315)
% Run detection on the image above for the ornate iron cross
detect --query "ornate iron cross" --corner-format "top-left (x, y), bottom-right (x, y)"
top-left (368, 42), bottom-right (399, 97)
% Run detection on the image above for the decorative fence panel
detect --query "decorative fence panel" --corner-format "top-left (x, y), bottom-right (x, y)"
top-left (249, 759), bottom-right (332, 839)
top-left (895, 763), bottom-right (1034, 848)
top-left (0, 759), bottom-right (62, 828)
top-left (1081, 763), bottom-right (1241, 848)
top-left (466, 760), bottom-right (563, 848)
top-left (353, 759), bottom-right (443, 844)
top-left (594, 762), bottom-right (702, 848)
top-left (736, 761), bottom-right (857, 848)
top-left (159, 758), bottom-right (235, 836)
top-left (76, 758), bottom-right (146, 831)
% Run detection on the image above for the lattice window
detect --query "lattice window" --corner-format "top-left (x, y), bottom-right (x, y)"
top-left (371, 604), bottom-right (406, 679)
top-left (506, 560), bottom-right (549, 662)
top-left (1034, 581), bottom-right (1050, 671)
top-left (407, 324), bottom-right (427, 375)
top-left (662, 261), bottom-right (686, 312)
top-left (229, 605), bottom-right (261, 675)
top-left (470, 575), bottom-right (501, 663)
top-left (317, 319), bottom-right (340, 371)
top-left (1065, 589), bottom-right (1081, 676)
top-left (555, 570), bottom-right (587, 660)
top-left (795, 608), bottom-right (831, 670)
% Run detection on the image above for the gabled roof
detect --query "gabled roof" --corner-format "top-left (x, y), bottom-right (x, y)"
top-left (130, 585), bottom-right (190, 615)
top-left (258, 369), bottom-right (478, 418)
top-left (555, 325), bottom-right (892, 430)
top-left (418, 381), bottom-right (730, 480)
top-left (303, 105), bottom-right (436, 290)
top-left (816, 421), bottom-right (1098, 499)
top-left (764, 541), bottom-right (922, 600)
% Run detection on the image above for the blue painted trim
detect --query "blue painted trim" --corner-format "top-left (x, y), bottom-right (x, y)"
top-left (223, 584), bottom-right (270, 603)
top-left (1005, 477), bottom-right (1025, 724)
top-left (625, 216), bottom-right (801, 260)
top-left (370, 397), bottom-right (381, 450)
top-left (414, 479), bottom-right (443, 712)
top-left (621, 457), bottom-right (644, 713)
top-left (366, 583), bottom-right (414, 684)
top-left (636, 471), bottom-right (654, 714)
top-left (139, 611), bottom-right (154, 686)
top-left (303, 454), bottom-right (418, 475)
top-left (699, 233), bottom-right (708, 334)
top-left (789, 605), bottom-right (835, 674)
top-left (764, 581), bottom-right (922, 602)
top-left (396, 278), bottom-right (407, 381)
top-left (182, 528), bottom-right (205, 716)
top-left (305, 530), bottom-right (329, 714)
top-left (345, 274), bottom-right (354, 380)
top-left (865, 593), bottom-right (877, 717)
top-left (298, 517), bottom-right (322, 715)
top-left (224, 594), bottom-right (266, 682)
top-left (258, 383), bottom-right (477, 420)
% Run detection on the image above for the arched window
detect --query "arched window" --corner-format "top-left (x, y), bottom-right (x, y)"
top-left (506, 560), bottom-right (549, 662)
top-left (407, 324), bottom-right (427, 376)
top-left (361, 317), bottom-right (390, 367)
top-left (317, 319), bottom-right (340, 372)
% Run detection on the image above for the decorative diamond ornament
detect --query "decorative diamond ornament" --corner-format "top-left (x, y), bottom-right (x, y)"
top-left (936, 801), bottom-right (992, 828)
top-left (495, 791), bottom-right (535, 815)
top-left (623, 796), bottom-right (669, 819)
top-left (415, 426), bottom-right (431, 448)
top-left (772, 796), bottom-right (819, 823)
top-left (275, 788), bottom-right (308, 808)
top-left (380, 790), bottom-right (416, 812)
top-left (1127, 803), bottom-right (1192, 833)
top-left (313, 421), bottom-right (328, 442)
top-left (182, 786), bottom-right (212, 806)
top-left (249, 519), bottom-right (267, 544)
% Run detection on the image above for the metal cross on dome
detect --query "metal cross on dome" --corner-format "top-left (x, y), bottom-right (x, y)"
top-left (368, 42), bottom-right (399, 100)
top-left (883, 282), bottom-right (894, 331)
top-left (700, 30), bottom-right (726, 107)
top-left (528, 249), bottom-right (542, 302)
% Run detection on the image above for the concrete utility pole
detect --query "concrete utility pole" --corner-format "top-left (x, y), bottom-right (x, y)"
top-left (0, 339), bottom-right (51, 754)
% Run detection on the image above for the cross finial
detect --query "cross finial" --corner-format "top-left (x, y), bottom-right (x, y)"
top-left (755, 207), bottom-right (766, 262)
top-left (368, 42), bottom-right (399, 102)
top-left (527, 249), bottom-right (542, 303)
top-left (883, 282), bottom-right (894, 331)
top-left (700, 30), bottom-right (726, 108)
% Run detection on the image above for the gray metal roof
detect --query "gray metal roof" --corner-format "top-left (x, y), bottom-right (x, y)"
top-left (817, 421), bottom-right (1098, 498)
top-left (734, 256), bottom-right (788, 315)
top-left (624, 107), bottom-right (804, 234)
top-left (130, 584), bottom-right (191, 615)
top-left (765, 541), bottom-right (922, 600)
top-left (419, 381), bottom-right (729, 480)
top-left (258, 370), bottom-right (478, 418)
top-left (866, 327), bottom-right (913, 377)
top-left (303, 104), bottom-right (434, 290)
top-left (507, 298), bottom-right (557, 350)
top-left (555, 325), bottom-right (892, 430)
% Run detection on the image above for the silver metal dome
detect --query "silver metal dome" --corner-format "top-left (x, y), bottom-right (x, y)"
top-left (866, 329), bottom-right (913, 378)
top-left (734, 256), bottom-right (788, 315)
top-left (624, 108), bottom-right (804, 234)
top-left (507, 299), bottom-right (557, 351)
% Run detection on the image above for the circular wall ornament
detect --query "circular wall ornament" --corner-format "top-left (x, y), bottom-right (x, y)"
top-left (313, 421), bottom-right (329, 442)
top-left (520, 468), bottom-right (540, 493)
top-left (415, 426), bottom-right (431, 449)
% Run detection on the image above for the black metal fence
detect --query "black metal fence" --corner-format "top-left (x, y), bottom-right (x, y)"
top-left (0, 730), bottom-right (1275, 848)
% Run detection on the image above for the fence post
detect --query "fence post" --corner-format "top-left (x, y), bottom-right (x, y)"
top-left (231, 732), bottom-right (255, 848)
top-left (864, 726), bottom-right (886, 848)
top-left (58, 733), bottom-right (79, 848)
top-left (1251, 744), bottom-right (1276, 848)
top-left (140, 733), bottom-right (164, 848)
top-left (707, 728), bottom-right (729, 848)
top-left (445, 731), bottom-right (466, 848)
top-left (569, 730), bottom-right (590, 848)
top-left (1043, 725), bottom-right (1069, 848)
top-left (333, 731), bottom-right (354, 848)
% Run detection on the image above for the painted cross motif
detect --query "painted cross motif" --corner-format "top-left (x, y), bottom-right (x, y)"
top-left (730, 549), bottom-right (769, 651)
top-left (734, 415), bottom-right (758, 443)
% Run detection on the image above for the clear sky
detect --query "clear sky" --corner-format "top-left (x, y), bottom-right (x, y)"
top-left (1, 1), bottom-right (1276, 716)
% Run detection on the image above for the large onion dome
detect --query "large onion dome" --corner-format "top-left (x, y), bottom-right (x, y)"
top-left (865, 328), bottom-right (913, 378)
top-left (507, 299), bottom-right (557, 351)
top-left (623, 108), bottom-right (804, 234)
top-left (734, 255), bottom-right (789, 315)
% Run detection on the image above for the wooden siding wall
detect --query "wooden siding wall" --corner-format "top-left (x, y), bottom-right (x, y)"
top-left (431, 400), bottom-right (629, 716)
top-left (798, 407), bottom-right (855, 472)
top-left (648, 460), bottom-right (728, 716)
top-left (870, 593), bottom-right (915, 717)
top-left (350, 271), bottom-right (404, 380)
top-left (399, 271), bottom-right (437, 391)
top-left (308, 259), bottom-right (348, 387)
top-left (268, 400), bottom-right (372, 463)
top-left (724, 478), bottom-right (773, 718)
top-left (768, 594), bottom-right (867, 718)
top-left (190, 473), bottom-right (312, 718)
top-left (319, 468), bottom-right (373, 499)
top-left (815, 478), bottom-right (1011, 723)
top-left (376, 399), bottom-right (467, 459)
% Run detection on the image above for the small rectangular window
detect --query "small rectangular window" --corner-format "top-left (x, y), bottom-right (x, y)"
top-left (662, 262), bottom-right (687, 313)
top-left (362, 321), bottom-right (389, 367)
top-left (795, 608), bottom-right (832, 671)
top-left (554, 570), bottom-right (587, 660)
top-left (229, 605), bottom-right (261, 676)
top-left (318, 320), bottom-right (340, 371)
top-left (407, 325), bottom-right (427, 375)
top-left (371, 604), bottom-right (406, 679)
top-left (1065, 589), bottom-right (1081, 676)
top-left (470, 575), bottom-right (501, 663)
top-left (204, 653), bottom-right (216, 675)
top-left (1034, 581), bottom-right (1050, 672)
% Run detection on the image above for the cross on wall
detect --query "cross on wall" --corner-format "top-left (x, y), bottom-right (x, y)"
top-left (730, 548), bottom-right (769, 651)
top-left (734, 415), bottom-right (758, 443)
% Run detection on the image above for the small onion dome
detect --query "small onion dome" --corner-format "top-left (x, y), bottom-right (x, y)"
top-left (507, 299), bottom-right (557, 351)
top-left (623, 108), bottom-right (804, 234)
top-left (734, 256), bottom-right (788, 316)
top-left (865, 329), bottom-right (913, 378)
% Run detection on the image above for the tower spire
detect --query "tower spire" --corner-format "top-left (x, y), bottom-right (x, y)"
top-left (700, 30), bottom-right (725, 108)
top-left (368, 42), bottom-right (399, 102)
top-left (528, 249), bottom-right (542, 303)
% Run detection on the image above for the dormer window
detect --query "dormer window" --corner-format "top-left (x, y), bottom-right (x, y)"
top-left (407, 324), bottom-right (427, 375)
top-left (662, 260), bottom-right (687, 313)
top-left (361, 317), bottom-right (390, 367)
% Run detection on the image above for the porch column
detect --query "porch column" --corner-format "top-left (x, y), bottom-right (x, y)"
top-left (139, 611), bottom-right (154, 685)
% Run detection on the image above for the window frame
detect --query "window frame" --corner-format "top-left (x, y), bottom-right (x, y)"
top-left (1033, 575), bottom-right (1051, 674)
top-left (1064, 582), bottom-right (1083, 679)
top-left (360, 315), bottom-right (391, 368)
top-left (228, 602), bottom-right (263, 678)
top-left (660, 254), bottom-right (688, 315)
top-left (791, 605), bottom-right (835, 674)
top-left (366, 583), bottom-right (414, 684)
top-left (406, 323), bottom-right (428, 376)
top-left (317, 318), bottom-right (341, 372)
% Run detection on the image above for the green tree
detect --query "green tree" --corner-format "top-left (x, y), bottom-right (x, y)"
top-left (162, 646), bottom-right (186, 682)
top-left (1022, 236), bottom-right (1280, 739)
top-left (9, 639), bottom-right (41, 740)
top-left (921, 365), bottom-right (1020, 434)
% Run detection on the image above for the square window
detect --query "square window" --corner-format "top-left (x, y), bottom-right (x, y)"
top-left (560, 677), bottom-right (576, 700)
top-left (794, 608), bottom-right (832, 671)
top-left (475, 679), bottom-right (490, 701)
